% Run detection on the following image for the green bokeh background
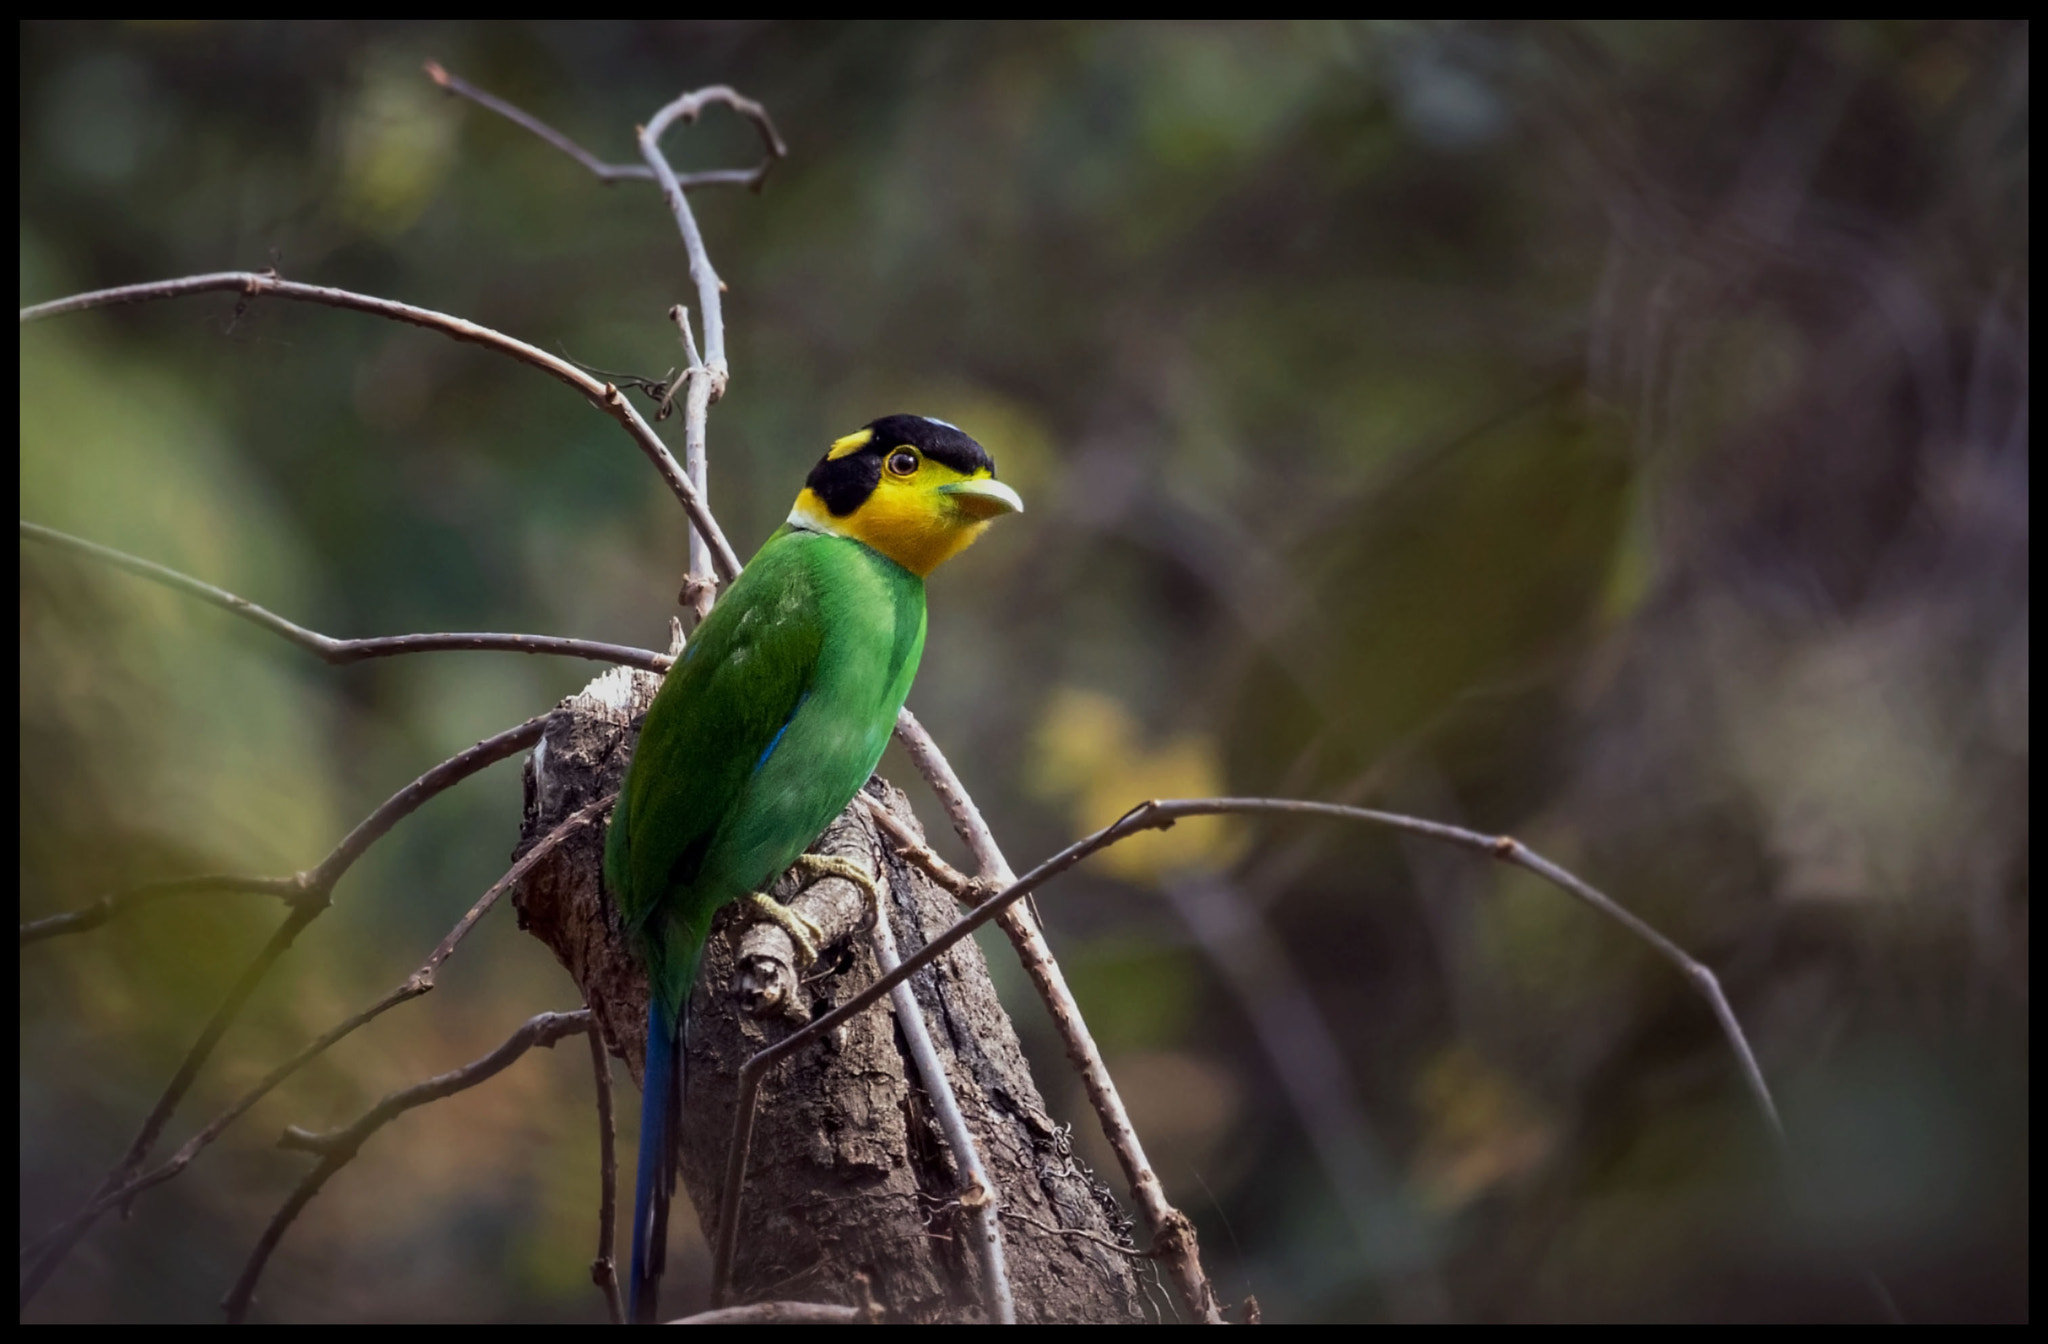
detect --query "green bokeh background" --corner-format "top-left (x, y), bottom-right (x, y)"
top-left (21, 21), bottom-right (2027, 1322)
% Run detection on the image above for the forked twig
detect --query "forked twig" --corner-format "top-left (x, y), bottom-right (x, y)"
top-left (27, 796), bottom-right (612, 1271)
top-left (17, 721), bottom-right (560, 1304)
top-left (422, 65), bottom-right (786, 614)
top-left (637, 85), bottom-right (784, 607)
top-left (221, 1009), bottom-right (595, 1322)
top-left (21, 795), bottom-right (608, 1276)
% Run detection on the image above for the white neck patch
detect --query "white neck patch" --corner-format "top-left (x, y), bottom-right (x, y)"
top-left (787, 492), bottom-right (848, 537)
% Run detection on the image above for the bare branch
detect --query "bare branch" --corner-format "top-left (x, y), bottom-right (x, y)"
top-left (20, 874), bottom-right (303, 946)
top-left (425, 61), bottom-right (785, 193)
top-left (19, 272), bottom-right (743, 583)
top-left (891, 709), bottom-right (1225, 1323)
top-left (893, 710), bottom-right (1012, 882)
top-left (21, 520), bottom-right (670, 675)
top-left (221, 1009), bottom-right (594, 1323)
top-left (20, 795), bottom-right (613, 1281)
top-left (661, 302), bottom-right (713, 624)
top-left (639, 84), bottom-right (788, 392)
top-left (587, 1019), bottom-right (625, 1325)
top-left (17, 720), bottom-right (554, 1304)
top-left (23, 713), bottom-right (546, 954)
top-left (867, 894), bottom-right (1015, 1323)
top-left (716, 794), bottom-right (1792, 1319)
top-left (426, 61), bottom-right (651, 183)
top-left (861, 796), bottom-right (987, 900)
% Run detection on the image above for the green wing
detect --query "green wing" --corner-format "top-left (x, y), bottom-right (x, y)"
top-left (605, 531), bottom-right (823, 1004)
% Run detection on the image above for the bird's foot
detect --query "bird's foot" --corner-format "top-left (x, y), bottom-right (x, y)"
top-left (792, 852), bottom-right (885, 931)
top-left (744, 892), bottom-right (827, 967)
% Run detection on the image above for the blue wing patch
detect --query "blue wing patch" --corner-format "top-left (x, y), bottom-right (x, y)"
top-left (754, 690), bottom-right (811, 773)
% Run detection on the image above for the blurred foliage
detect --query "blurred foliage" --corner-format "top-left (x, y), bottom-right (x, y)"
top-left (20, 19), bottom-right (2026, 1323)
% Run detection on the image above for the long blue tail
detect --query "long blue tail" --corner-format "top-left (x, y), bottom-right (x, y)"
top-left (629, 996), bottom-right (682, 1324)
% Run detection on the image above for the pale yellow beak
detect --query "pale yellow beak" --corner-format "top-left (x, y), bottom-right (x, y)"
top-left (939, 477), bottom-right (1025, 520)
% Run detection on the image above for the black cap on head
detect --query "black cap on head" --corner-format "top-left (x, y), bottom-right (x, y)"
top-left (863, 415), bottom-right (995, 476)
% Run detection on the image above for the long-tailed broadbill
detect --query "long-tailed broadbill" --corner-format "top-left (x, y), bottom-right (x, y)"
top-left (604, 415), bottom-right (1023, 1323)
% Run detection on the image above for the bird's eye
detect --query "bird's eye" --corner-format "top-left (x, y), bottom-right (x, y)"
top-left (886, 450), bottom-right (919, 477)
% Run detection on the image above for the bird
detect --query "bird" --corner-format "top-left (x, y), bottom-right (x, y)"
top-left (605, 414), bottom-right (1024, 1323)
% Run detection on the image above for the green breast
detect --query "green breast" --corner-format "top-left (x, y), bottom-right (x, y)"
top-left (605, 525), bottom-right (926, 1000)
top-left (709, 530), bottom-right (927, 893)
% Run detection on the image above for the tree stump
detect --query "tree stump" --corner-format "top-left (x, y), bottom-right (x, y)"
top-left (511, 665), bottom-right (1148, 1323)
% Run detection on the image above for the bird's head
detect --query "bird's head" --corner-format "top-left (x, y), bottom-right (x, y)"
top-left (788, 414), bottom-right (1024, 575)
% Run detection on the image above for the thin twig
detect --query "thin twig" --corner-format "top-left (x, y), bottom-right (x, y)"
top-left (425, 61), bottom-right (785, 192)
top-left (18, 720), bottom-right (552, 1304)
top-left (20, 520), bottom-right (669, 675)
top-left (22, 715), bottom-right (549, 950)
top-left (19, 272), bottom-right (743, 583)
top-left (867, 890), bottom-right (1015, 1323)
top-left (20, 873), bottom-right (303, 946)
top-left (861, 797), bottom-right (986, 900)
top-left (891, 709), bottom-right (1225, 1324)
top-left (655, 304), bottom-right (704, 423)
top-left (587, 1017), bottom-right (625, 1325)
top-left (221, 1009), bottom-right (594, 1323)
top-left (714, 795), bottom-right (1792, 1319)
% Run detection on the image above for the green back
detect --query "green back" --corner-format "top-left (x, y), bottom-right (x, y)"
top-left (605, 526), bottom-right (927, 1019)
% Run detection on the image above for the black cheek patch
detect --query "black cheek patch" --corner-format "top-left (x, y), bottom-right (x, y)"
top-left (806, 449), bottom-right (883, 516)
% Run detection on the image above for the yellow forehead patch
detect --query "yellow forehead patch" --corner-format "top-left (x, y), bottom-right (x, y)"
top-left (826, 428), bottom-right (875, 460)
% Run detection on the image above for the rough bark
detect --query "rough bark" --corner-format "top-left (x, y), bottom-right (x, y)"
top-left (512, 665), bottom-right (1148, 1323)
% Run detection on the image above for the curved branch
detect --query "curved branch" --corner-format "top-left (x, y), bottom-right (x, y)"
top-left (18, 272), bottom-right (743, 582)
top-left (221, 1009), bottom-right (594, 1323)
top-left (21, 520), bottom-right (670, 674)
top-left (639, 85), bottom-right (787, 388)
top-left (425, 62), bottom-right (786, 193)
top-left (715, 795), bottom-right (1791, 1310)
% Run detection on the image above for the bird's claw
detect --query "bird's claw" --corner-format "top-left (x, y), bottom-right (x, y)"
top-left (792, 853), bottom-right (885, 933)
top-left (745, 892), bottom-right (827, 966)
